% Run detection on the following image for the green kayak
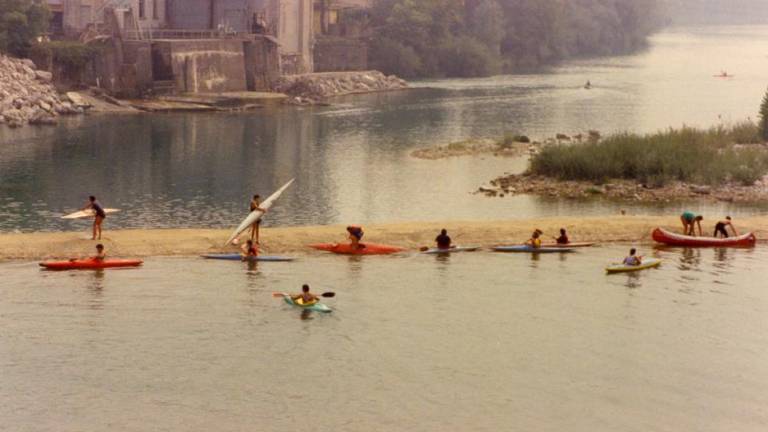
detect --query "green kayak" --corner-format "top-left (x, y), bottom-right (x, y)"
top-left (282, 295), bottom-right (332, 313)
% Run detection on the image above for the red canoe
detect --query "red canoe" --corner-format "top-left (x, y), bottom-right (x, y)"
top-left (309, 243), bottom-right (405, 255)
top-left (39, 259), bottom-right (144, 270)
top-left (652, 227), bottom-right (756, 247)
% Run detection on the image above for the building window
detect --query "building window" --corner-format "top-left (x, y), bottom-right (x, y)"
top-left (139, 0), bottom-right (146, 19)
top-left (152, 0), bottom-right (158, 19)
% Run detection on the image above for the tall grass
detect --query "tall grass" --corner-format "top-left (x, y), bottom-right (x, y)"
top-left (529, 125), bottom-right (768, 186)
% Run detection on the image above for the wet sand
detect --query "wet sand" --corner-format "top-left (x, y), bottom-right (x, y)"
top-left (1, 216), bottom-right (766, 260)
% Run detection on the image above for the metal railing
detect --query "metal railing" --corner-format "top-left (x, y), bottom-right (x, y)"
top-left (123, 29), bottom-right (249, 40)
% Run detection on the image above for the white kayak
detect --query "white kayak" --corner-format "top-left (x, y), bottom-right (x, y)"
top-left (225, 179), bottom-right (294, 245)
top-left (61, 208), bottom-right (121, 219)
top-left (422, 246), bottom-right (480, 255)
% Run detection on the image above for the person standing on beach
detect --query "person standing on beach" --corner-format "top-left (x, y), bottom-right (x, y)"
top-left (82, 195), bottom-right (106, 240)
top-left (680, 211), bottom-right (703, 236)
top-left (714, 216), bottom-right (737, 238)
top-left (249, 194), bottom-right (266, 243)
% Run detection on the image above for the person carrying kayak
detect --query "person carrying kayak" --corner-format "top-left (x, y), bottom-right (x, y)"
top-left (680, 211), bottom-right (703, 236)
top-left (555, 228), bottom-right (569, 245)
top-left (241, 239), bottom-right (258, 260)
top-left (249, 194), bottom-right (266, 243)
top-left (714, 216), bottom-right (738, 238)
top-left (82, 195), bottom-right (107, 240)
top-left (292, 284), bottom-right (319, 304)
top-left (526, 229), bottom-right (543, 248)
top-left (435, 229), bottom-right (452, 249)
top-left (623, 248), bottom-right (642, 266)
top-left (347, 225), bottom-right (364, 249)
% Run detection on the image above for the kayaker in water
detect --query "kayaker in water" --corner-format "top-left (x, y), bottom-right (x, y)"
top-left (347, 225), bottom-right (364, 249)
top-left (680, 211), bottom-right (703, 236)
top-left (714, 216), bottom-right (738, 238)
top-left (249, 194), bottom-right (266, 243)
top-left (93, 244), bottom-right (106, 261)
top-left (623, 248), bottom-right (642, 266)
top-left (436, 229), bottom-right (452, 249)
top-left (241, 239), bottom-right (258, 260)
top-left (82, 195), bottom-right (106, 240)
top-left (526, 229), bottom-right (543, 248)
top-left (293, 284), bottom-right (319, 304)
top-left (555, 228), bottom-right (569, 245)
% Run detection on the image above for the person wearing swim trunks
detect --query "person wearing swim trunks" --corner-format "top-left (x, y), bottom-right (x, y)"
top-left (249, 194), bottom-right (266, 244)
top-left (623, 248), bottom-right (642, 266)
top-left (680, 211), bottom-right (703, 236)
top-left (435, 229), bottom-right (452, 249)
top-left (555, 228), bottom-right (569, 245)
top-left (241, 239), bottom-right (259, 261)
top-left (83, 195), bottom-right (107, 240)
top-left (347, 225), bottom-right (364, 249)
top-left (714, 216), bottom-right (737, 238)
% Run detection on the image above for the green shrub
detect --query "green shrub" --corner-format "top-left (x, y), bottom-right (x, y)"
top-left (437, 36), bottom-right (501, 78)
top-left (368, 37), bottom-right (423, 78)
top-left (0, 0), bottom-right (50, 57)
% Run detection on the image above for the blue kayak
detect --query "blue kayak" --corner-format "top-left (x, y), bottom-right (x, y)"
top-left (492, 245), bottom-right (575, 253)
top-left (201, 254), bottom-right (295, 262)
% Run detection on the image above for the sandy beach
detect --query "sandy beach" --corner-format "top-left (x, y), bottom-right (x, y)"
top-left (1, 216), bottom-right (766, 260)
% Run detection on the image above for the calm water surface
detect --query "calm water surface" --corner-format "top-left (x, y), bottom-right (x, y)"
top-left (2, 26), bottom-right (768, 232)
top-left (2, 245), bottom-right (767, 431)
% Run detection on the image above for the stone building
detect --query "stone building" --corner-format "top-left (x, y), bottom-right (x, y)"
top-left (55, 0), bottom-right (167, 37)
top-left (312, 0), bottom-right (370, 72)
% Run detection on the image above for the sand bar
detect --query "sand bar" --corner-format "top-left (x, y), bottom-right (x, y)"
top-left (1, 216), bottom-right (767, 260)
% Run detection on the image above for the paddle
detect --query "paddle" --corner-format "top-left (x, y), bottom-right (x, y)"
top-left (272, 292), bottom-right (335, 298)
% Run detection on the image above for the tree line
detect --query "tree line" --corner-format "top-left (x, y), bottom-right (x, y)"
top-left (368, 0), bottom-right (662, 78)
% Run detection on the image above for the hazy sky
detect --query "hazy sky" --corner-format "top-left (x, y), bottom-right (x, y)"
top-left (667, 0), bottom-right (768, 24)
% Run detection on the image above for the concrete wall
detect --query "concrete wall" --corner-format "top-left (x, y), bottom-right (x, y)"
top-left (62, 0), bottom-right (167, 36)
top-left (152, 39), bottom-right (247, 93)
top-left (167, 0), bottom-right (273, 32)
top-left (243, 37), bottom-right (280, 90)
top-left (313, 36), bottom-right (367, 72)
top-left (277, 0), bottom-right (313, 74)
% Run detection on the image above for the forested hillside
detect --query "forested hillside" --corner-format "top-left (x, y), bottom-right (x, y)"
top-left (369, 0), bottom-right (662, 78)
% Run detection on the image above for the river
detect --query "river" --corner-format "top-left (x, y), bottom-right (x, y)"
top-left (2, 26), bottom-right (768, 232)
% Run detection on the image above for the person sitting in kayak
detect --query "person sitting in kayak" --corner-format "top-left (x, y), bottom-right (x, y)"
top-left (623, 248), bottom-right (642, 266)
top-left (526, 229), bottom-right (543, 248)
top-left (555, 228), bottom-right (569, 245)
top-left (347, 225), bottom-right (364, 249)
top-left (293, 284), bottom-right (319, 304)
top-left (436, 229), bottom-right (452, 249)
top-left (92, 244), bottom-right (106, 261)
top-left (680, 211), bottom-right (703, 236)
top-left (241, 239), bottom-right (258, 260)
top-left (249, 194), bottom-right (266, 243)
top-left (83, 195), bottom-right (107, 240)
top-left (714, 216), bottom-right (738, 238)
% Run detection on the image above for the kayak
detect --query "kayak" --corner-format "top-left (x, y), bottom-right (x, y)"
top-left (309, 243), bottom-right (404, 255)
top-left (541, 242), bottom-right (596, 248)
top-left (652, 227), bottom-right (756, 247)
top-left (281, 295), bottom-right (332, 313)
top-left (61, 208), bottom-right (120, 219)
top-left (225, 179), bottom-right (294, 245)
top-left (201, 254), bottom-right (295, 262)
top-left (422, 246), bottom-right (480, 255)
top-left (492, 245), bottom-right (575, 253)
top-left (606, 258), bottom-right (662, 274)
top-left (39, 258), bottom-right (143, 270)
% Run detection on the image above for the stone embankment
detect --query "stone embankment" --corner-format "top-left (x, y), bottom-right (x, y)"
top-left (273, 71), bottom-right (408, 104)
top-left (0, 54), bottom-right (82, 128)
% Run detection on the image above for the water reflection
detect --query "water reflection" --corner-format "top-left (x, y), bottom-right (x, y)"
top-left (86, 270), bottom-right (105, 310)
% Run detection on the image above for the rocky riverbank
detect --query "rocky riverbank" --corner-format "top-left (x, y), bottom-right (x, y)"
top-left (273, 71), bottom-right (408, 104)
top-left (479, 173), bottom-right (768, 203)
top-left (411, 137), bottom-right (532, 160)
top-left (0, 55), bottom-right (83, 128)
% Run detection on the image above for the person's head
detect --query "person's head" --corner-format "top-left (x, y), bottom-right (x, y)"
top-left (535, 229), bottom-right (543, 235)
top-left (629, 248), bottom-right (636, 256)
top-left (532, 231), bottom-right (540, 239)
top-left (253, 194), bottom-right (260, 200)
top-left (89, 195), bottom-right (96, 202)
top-left (96, 244), bottom-right (104, 251)
top-left (695, 215), bottom-right (704, 221)
top-left (441, 229), bottom-right (447, 235)
top-left (726, 216), bottom-right (732, 221)
top-left (302, 284), bottom-right (310, 293)
top-left (560, 228), bottom-right (566, 235)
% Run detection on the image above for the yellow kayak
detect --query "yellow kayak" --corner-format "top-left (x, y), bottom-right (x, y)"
top-left (605, 258), bottom-right (662, 274)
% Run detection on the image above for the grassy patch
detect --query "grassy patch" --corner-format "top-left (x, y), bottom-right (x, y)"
top-left (529, 124), bottom-right (768, 186)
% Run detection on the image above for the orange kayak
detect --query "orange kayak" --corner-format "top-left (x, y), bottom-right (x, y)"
top-left (40, 259), bottom-right (144, 270)
top-left (652, 227), bottom-right (756, 247)
top-left (309, 243), bottom-right (404, 255)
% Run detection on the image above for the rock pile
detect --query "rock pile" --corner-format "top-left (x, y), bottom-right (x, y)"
top-left (0, 54), bottom-right (81, 128)
top-left (273, 71), bottom-right (408, 104)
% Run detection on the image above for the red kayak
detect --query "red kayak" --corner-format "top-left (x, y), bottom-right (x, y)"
top-left (39, 259), bottom-right (144, 270)
top-left (652, 227), bottom-right (756, 247)
top-left (309, 243), bottom-right (404, 255)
